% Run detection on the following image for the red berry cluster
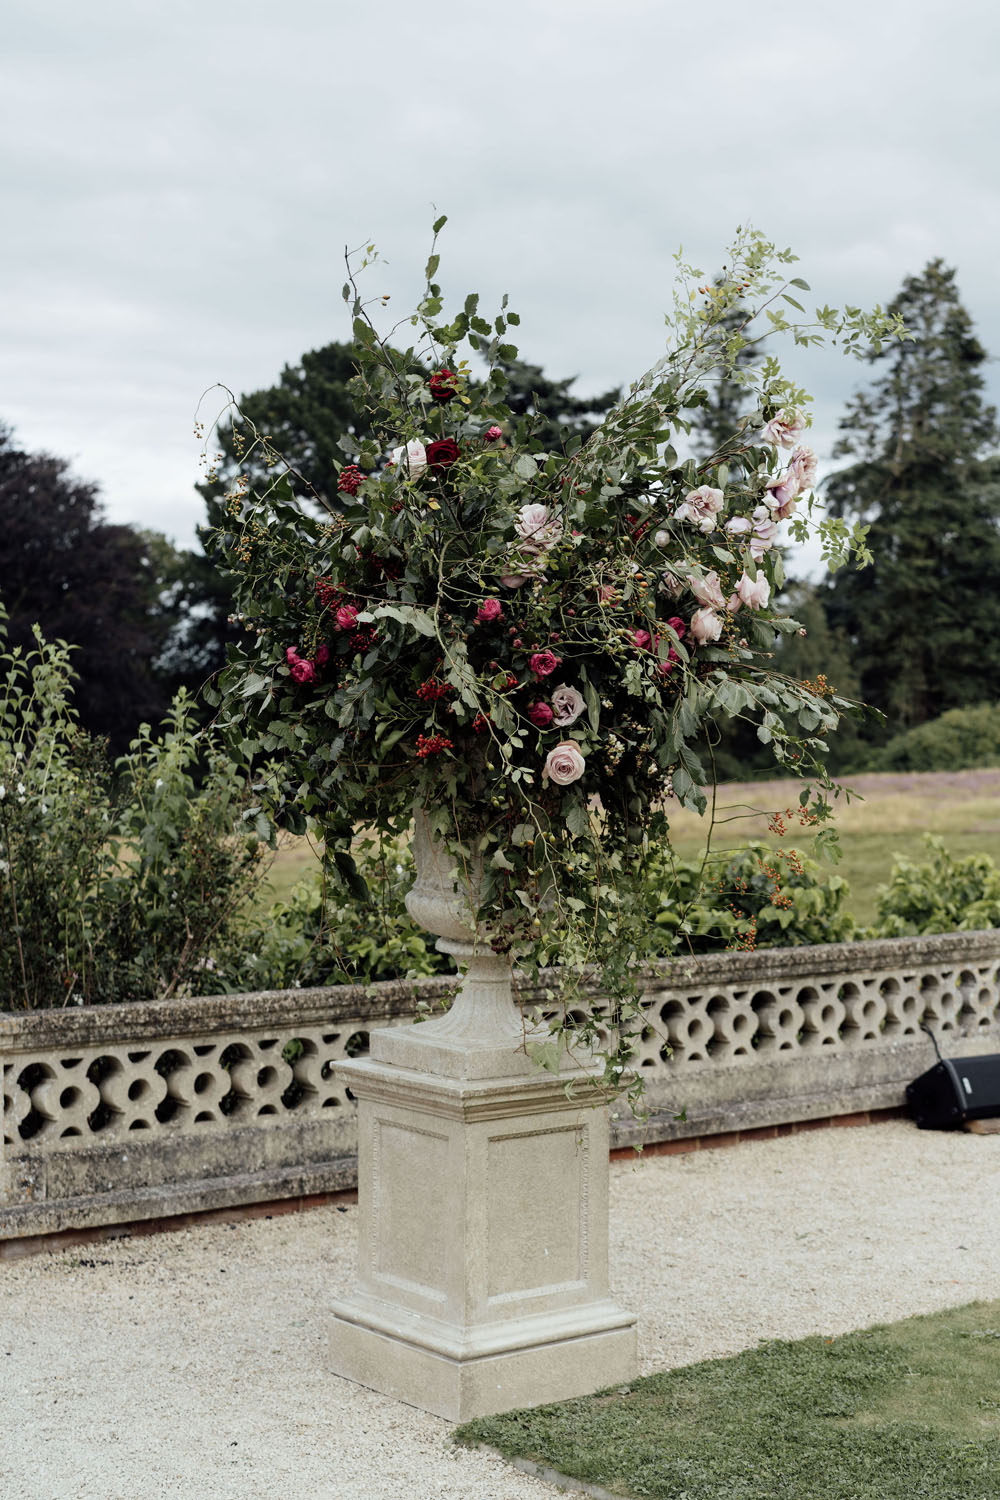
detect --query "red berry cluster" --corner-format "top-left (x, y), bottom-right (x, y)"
top-left (496, 673), bottom-right (519, 692)
top-left (626, 512), bottom-right (651, 541)
top-left (365, 552), bottom-right (402, 582)
top-left (350, 626), bottom-right (378, 651)
top-left (416, 678), bottom-right (452, 702)
top-left (337, 465), bottom-right (363, 496)
top-left (315, 577), bottom-right (343, 610)
top-left (472, 712), bottom-right (491, 734)
top-left (416, 733), bottom-right (454, 758)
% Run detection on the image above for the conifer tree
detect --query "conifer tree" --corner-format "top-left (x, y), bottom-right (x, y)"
top-left (823, 260), bottom-right (1000, 732)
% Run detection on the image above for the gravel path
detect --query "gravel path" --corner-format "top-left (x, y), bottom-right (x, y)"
top-left (4, 1120), bottom-right (1000, 1499)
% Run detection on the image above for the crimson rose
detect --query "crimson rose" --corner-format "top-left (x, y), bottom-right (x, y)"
top-left (429, 368), bottom-right (458, 402)
top-left (426, 438), bottom-right (460, 469)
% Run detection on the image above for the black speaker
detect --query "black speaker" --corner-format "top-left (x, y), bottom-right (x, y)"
top-left (906, 1054), bottom-right (1000, 1129)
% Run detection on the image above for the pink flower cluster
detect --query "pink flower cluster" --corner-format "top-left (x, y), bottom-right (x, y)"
top-left (503, 503), bottom-right (563, 588)
top-left (630, 617), bottom-right (686, 675)
top-left (286, 643), bottom-right (329, 686)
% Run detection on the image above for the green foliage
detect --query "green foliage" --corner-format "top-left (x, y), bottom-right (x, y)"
top-left (235, 840), bottom-right (453, 990)
top-left (873, 834), bottom-right (1000, 937)
top-left (643, 840), bottom-right (856, 952)
top-left (0, 622), bottom-right (266, 1010)
top-left (824, 259), bottom-right (1000, 736)
top-left (862, 703), bottom-right (1000, 773)
top-left (456, 1299), bottom-right (1000, 1499)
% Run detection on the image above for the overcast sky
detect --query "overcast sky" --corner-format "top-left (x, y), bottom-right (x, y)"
top-left (3, 0), bottom-right (999, 556)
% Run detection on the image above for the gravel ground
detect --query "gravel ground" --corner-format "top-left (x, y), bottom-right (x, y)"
top-left (3, 1120), bottom-right (1000, 1499)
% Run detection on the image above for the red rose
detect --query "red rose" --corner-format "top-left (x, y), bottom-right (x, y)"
top-left (336, 604), bottom-right (359, 631)
top-left (476, 598), bottom-right (502, 624)
top-left (528, 701), bottom-right (554, 728)
top-left (426, 439), bottom-right (460, 469)
top-left (315, 643), bottom-right (330, 666)
top-left (429, 369), bottom-right (458, 403)
top-left (290, 658), bottom-right (316, 685)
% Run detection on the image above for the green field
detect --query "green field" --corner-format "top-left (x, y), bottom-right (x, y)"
top-left (456, 1299), bottom-right (1000, 1500)
top-left (262, 769), bottom-right (1000, 928)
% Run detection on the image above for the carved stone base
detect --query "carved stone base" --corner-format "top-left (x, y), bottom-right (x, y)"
top-left (328, 1056), bottom-right (637, 1421)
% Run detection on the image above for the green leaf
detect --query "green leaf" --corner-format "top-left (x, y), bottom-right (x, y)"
top-left (425, 254), bottom-right (440, 282)
top-left (584, 680), bottom-right (601, 733)
top-left (565, 800), bottom-right (590, 838)
top-left (432, 214), bottom-right (447, 234)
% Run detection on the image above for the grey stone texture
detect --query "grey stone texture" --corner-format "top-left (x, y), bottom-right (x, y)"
top-left (4, 930), bottom-right (1000, 1240)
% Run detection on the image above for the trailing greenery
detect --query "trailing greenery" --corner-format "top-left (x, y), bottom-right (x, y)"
top-left (455, 1299), bottom-right (1000, 1500)
top-left (859, 703), bottom-right (1000, 773)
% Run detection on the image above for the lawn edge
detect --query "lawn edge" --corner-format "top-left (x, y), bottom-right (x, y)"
top-left (456, 1440), bottom-right (635, 1500)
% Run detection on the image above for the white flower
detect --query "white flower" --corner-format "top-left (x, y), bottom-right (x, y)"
top-left (653, 529), bottom-right (670, 548)
top-left (725, 516), bottom-right (752, 536)
top-left (675, 486), bottom-right (724, 535)
top-left (154, 778), bottom-right (164, 790)
top-left (390, 439), bottom-right (428, 479)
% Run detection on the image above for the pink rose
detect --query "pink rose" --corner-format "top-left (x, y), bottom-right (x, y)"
top-left (314, 643), bottom-right (330, 667)
top-left (659, 648), bottom-right (679, 677)
top-left (286, 646), bottom-right (302, 666)
top-left (551, 685), bottom-right (586, 727)
top-left (690, 570), bottom-right (726, 610)
top-left (630, 629), bottom-right (652, 650)
top-left (789, 444), bottom-right (817, 492)
top-left (335, 604), bottom-right (359, 632)
top-left (666, 616), bottom-right (686, 640)
top-left (544, 740), bottom-right (586, 787)
top-left (476, 598), bottom-right (503, 624)
top-left (515, 502), bottom-right (562, 553)
top-left (485, 424), bottom-right (503, 442)
top-left (597, 584), bottom-right (618, 604)
top-left (529, 649), bottom-right (561, 678)
top-left (689, 607), bottom-right (723, 644)
top-left (725, 516), bottom-right (752, 536)
top-left (761, 408), bottom-right (806, 449)
top-left (662, 571), bottom-right (685, 597)
top-left (528, 701), bottom-right (554, 728)
top-left (751, 505), bottom-right (780, 558)
top-left (501, 573), bottom-right (530, 589)
top-left (289, 658), bottom-right (316, 685)
top-left (675, 486), bottom-right (724, 535)
top-left (730, 570), bottom-right (771, 611)
top-left (763, 469), bottom-right (800, 520)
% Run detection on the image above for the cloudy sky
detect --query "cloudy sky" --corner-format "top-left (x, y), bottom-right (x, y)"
top-left (3, 0), bottom-right (999, 553)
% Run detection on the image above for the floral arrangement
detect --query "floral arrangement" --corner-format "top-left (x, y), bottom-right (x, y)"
top-left (211, 221), bottom-right (901, 1096)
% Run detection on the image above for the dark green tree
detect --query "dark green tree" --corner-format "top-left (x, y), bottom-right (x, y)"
top-left (823, 260), bottom-right (1000, 734)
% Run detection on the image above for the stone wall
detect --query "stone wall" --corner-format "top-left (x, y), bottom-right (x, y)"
top-left (4, 931), bottom-right (1000, 1239)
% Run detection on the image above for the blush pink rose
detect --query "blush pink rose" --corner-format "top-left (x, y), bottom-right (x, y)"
top-left (763, 469), bottom-right (800, 520)
top-left (476, 598), bottom-right (503, 624)
top-left (528, 701), bottom-right (554, 728)
top-left (335, 604), bottom-right (359, 632)
top-left (529, 649), bottom-right (561, 678)
top-left (690, 570), bottom-right (726, 610)
top-left (789, 444), bottom-right (817, 492)
top-left (544, 741), bottom-right (586, 787)
top-left (761, 408), bottom-right (806, 449)
top-left (551, 685), bottom-right (586, 727)
top-left (501, 573), bottom-right (530, 589)
top-left (289, 658), bottom-right (316, 685)
top-left (751, 505), bottom-right (780, 558)
top-left (675, 486), bottom-right (724, 534)
top-left (689, 606), bottom-right (723, 644)
top-left (515, 502), bottom-right (562, 554)
top-left (730, 571), bottom-right (771, 611)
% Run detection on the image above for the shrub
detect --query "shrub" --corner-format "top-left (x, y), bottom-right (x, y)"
top-left (642, 840), bottom-right (856, 954)
top-left (236, 838), bottom-right (453, 990)
top-left (872, 834), bottom-right (1000, 936)
top-left (0, 624), bottom-right (267, 1009)
top-left (867, 703), bottom-right (1000, 773)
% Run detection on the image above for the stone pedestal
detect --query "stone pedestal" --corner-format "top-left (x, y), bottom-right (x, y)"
top-left (328, 813), bottom-right (636, 1420)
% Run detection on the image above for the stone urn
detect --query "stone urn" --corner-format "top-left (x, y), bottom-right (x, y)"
top-left (328, 807), bottom-right (637, 1421)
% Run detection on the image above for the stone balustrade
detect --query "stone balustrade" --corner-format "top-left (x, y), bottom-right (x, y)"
top-left (4, 930), bottom-right (1000, 1240)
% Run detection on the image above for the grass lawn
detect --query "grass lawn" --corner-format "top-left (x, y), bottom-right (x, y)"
top-left (262, 769), bottom-right (1000, 928)
top-left (456, 1300), bottom-right (1000, 1500)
